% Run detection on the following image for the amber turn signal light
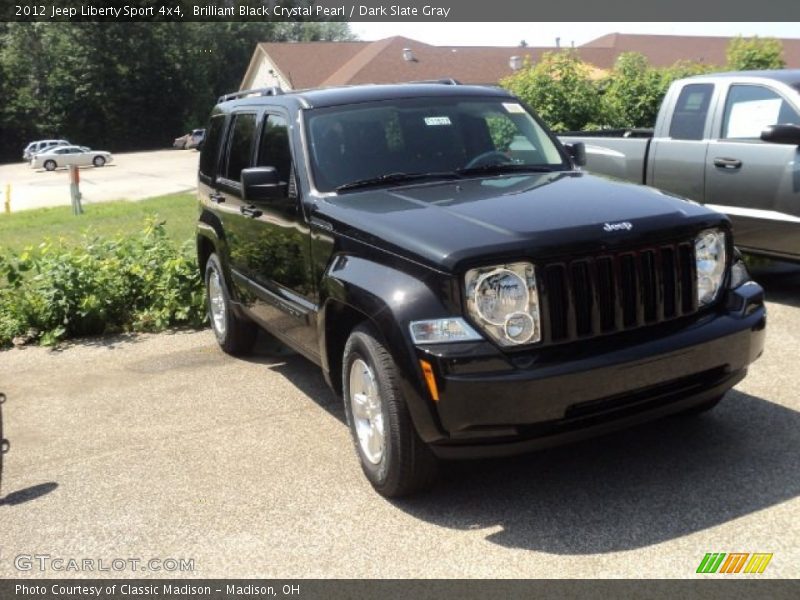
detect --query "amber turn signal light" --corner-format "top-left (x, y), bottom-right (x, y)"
top-left (419, 359), bottom-right (440, 402)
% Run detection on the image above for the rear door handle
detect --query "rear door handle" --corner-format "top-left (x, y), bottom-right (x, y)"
top-left (209, 192), bottom-right (225, 203)
top-left (240, 205), bottom-right (262, 218)
top-left (713, 157), bottom-right (742, 169)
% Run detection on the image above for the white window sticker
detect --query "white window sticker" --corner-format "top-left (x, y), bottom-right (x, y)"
top-left (726, 98), bottom-right (782, 138)
top-left (424, 116), bottom-right (451, 126)
top-left (503, 102), bottom-right (526, 114)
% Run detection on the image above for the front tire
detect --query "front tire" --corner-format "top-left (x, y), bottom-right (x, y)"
top-left (205, 253), bottom-right (256, 355)
top-left (342, 323), bottom-right (438, 497)
top-left (44, 160), bottom-right (56, 171)
top-left (93, 156), bottom-right (106, 167)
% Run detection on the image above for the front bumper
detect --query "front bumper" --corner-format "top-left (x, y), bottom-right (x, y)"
top-left (416, 283), bottom-right (766, 458)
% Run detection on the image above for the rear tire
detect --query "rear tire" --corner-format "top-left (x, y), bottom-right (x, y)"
top-left (342, 323), bottom-right (438, 497)
top-left (44, 160), bottom-right (56, 171)
top-left (204, 253), bottom-right (256, 356)
top-left (93, 156), bottom-right (106, 167)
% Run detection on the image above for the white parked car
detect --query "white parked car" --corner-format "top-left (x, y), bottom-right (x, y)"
top-left (31, 146), bottom-right (113, 171)
top-left (22, 139), bottom-right (70, 161)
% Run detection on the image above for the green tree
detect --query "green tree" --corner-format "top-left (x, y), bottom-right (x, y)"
top-left (726, 36), bottom-right (785, 71)
top-left (600, 53), bottom-right (664, 128)
top-left (500, 51), bottom-right (600, 132)
top-left (600, 54), bottom-right (717, 129)
top-left (0, 21), bottom-right (355, 162)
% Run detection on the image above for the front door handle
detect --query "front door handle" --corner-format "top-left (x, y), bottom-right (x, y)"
top-left (240, 204), bottom-right (262, 218)
top-left (713, 157), bottom-right (742, 169)
top-left (209, 192), bottom-right (225, 203)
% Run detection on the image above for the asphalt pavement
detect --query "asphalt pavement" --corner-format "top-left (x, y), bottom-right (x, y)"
top-left (0, 264), bottom-right (798, 578)
top-left (0, 150), bottom-right (198, 212)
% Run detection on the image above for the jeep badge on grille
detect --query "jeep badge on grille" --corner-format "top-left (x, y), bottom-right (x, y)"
top-left (603, 221), bottom-right (633, 232)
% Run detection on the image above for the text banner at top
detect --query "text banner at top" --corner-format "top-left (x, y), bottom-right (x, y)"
top-left (5, 0), bottom-right (800, 22)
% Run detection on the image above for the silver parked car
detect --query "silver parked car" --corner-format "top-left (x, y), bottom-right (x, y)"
top-left (31, 146), bottom-right (113, 171)
top-left (186, 128), bottom-right (205, 149)
top-left (22, 139), bottom-right (70, 161)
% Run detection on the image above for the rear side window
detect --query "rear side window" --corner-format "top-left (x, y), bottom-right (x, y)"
top-left (223, 113), bottom-right (257, 182)
top-left (722, 84), bottom-right (800, 139)
top-left (199, 114), bottom-right (225, 178)
top-left (669, 84), bottom-right (713, 141)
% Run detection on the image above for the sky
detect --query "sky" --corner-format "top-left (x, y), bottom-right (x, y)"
top-left (350, 22), bottom-right (800, 47)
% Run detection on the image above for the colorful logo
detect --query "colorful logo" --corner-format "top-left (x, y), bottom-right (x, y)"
top-left (696, 553), bottom-right (773, 574)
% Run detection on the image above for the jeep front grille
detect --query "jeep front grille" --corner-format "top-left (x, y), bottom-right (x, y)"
top-left (542, 242), bottom-right (697, 343)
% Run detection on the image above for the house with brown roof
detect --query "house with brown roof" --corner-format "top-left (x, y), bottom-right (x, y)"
top-left (240, 33), bottom-right (800, 91)
top-left (583, 33), bottom-right (800, 68)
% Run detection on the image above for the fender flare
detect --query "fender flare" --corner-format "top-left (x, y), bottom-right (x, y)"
top-left (319, 256), bottom-right (455, 443)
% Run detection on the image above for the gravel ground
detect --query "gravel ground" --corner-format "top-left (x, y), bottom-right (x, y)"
top-left (0, 264), bottom-right (798, 579)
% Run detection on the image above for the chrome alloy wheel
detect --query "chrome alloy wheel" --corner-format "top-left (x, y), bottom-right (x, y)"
top-left (208, 269), bottom-right (227, 337)
top-left (349, 358), bottom-right (385, 465)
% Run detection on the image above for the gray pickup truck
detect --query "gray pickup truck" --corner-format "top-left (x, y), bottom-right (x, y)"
top-left (560, 70), bottom-right (800, 262)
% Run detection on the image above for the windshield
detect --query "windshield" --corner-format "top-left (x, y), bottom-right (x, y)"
top-left (305, 97), bottom-right (568, 193)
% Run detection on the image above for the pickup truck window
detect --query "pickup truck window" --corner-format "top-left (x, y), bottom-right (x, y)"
top-left (722, 85), bottom-right (800, 139)
top-left (669, 83), bottom-right (713, 141)
top-left (306, 98), bottom-right (567, 193)
top-left (223, 113), bottom-right (257, 183)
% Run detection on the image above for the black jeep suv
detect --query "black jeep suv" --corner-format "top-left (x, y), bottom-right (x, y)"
top-left (196, 82), bottom-right (766, 497)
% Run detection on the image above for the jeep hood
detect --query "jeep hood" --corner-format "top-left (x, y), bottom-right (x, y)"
top-left (315, 171), bottom-right (727, 271)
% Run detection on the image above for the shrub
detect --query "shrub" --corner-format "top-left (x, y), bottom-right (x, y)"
top-left (600, 53), bottom-right (668, 129)
top-left (500, 51), bottom-right (601, 132)
top-left (726, 36), bottom-right (785, 71)
top-left (0, 219), bottom-right (207, 347)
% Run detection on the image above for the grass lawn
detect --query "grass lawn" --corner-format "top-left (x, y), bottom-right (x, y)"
top-left (0, 192), bottom-right (197, 253)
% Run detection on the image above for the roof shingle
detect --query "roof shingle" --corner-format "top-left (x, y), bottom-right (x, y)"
top-left (242, 33), bottom-right (800, 91)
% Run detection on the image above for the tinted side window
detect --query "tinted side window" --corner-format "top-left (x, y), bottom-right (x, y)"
top-left (199, 114), bottom-right (225, 178)
top-left (722, 85), bottom-right (800, 139)
top-left (669, 84), bottom-right (713, 141)
top-left (223, 113), bottom-right (257, 182)
top-left (257, 115), bottom-right (292, 186)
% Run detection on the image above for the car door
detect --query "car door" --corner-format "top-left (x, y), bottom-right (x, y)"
top-left (648, 82), bottom-right (716, 202)
top-left (704, 82), bottom-right (800, 259)
top-left (242, 111), bottom-right (318, 359)
top-left (53, 147), bottom-right (72, 166)
top-left (72, 147), bottom-right (90, 166)
top-left (213, 109), bottom-right (261, 307)
top-left (64, 147), bottom-right (83, 166)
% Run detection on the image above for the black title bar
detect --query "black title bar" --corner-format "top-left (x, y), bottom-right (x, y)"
top-left (4, 0), bottom-right (800, 22)
top-left (2, 579), bottom-right (800, 600)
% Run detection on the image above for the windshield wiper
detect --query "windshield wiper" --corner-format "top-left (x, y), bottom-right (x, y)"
top-left (455, 164), bottom-right (558, 176)
top-left (335, 171), bottom-right (462, 192)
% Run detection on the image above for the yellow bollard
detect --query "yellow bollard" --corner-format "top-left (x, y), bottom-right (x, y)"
top-left (3, 184), bottom-right (9, 214)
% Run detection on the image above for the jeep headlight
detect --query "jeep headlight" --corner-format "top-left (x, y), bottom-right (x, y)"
top-left (465, 262), bottom-right (541, 346)
top-left (695, 229), bottom-right (727, 306)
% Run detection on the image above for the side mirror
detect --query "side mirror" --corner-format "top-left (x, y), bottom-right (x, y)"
top-left (241, 167), bottom-right (286, 202)
top-left (760, 124), bottom-right (800, 145)
top-left (565, 142), bottom-right (587, 167)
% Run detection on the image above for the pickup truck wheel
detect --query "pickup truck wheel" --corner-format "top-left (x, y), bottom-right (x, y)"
top-left (343, 323), bottom-right (438, 497)
top-left (44, 160), bottom-right (56, 171)
top-left (205, 253), bottom-right (256, 355)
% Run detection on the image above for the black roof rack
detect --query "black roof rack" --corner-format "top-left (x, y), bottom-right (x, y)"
top-left (406, 78), bottom-right (462, 85)
top-left (218, 86), bottom-right (285, 103)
